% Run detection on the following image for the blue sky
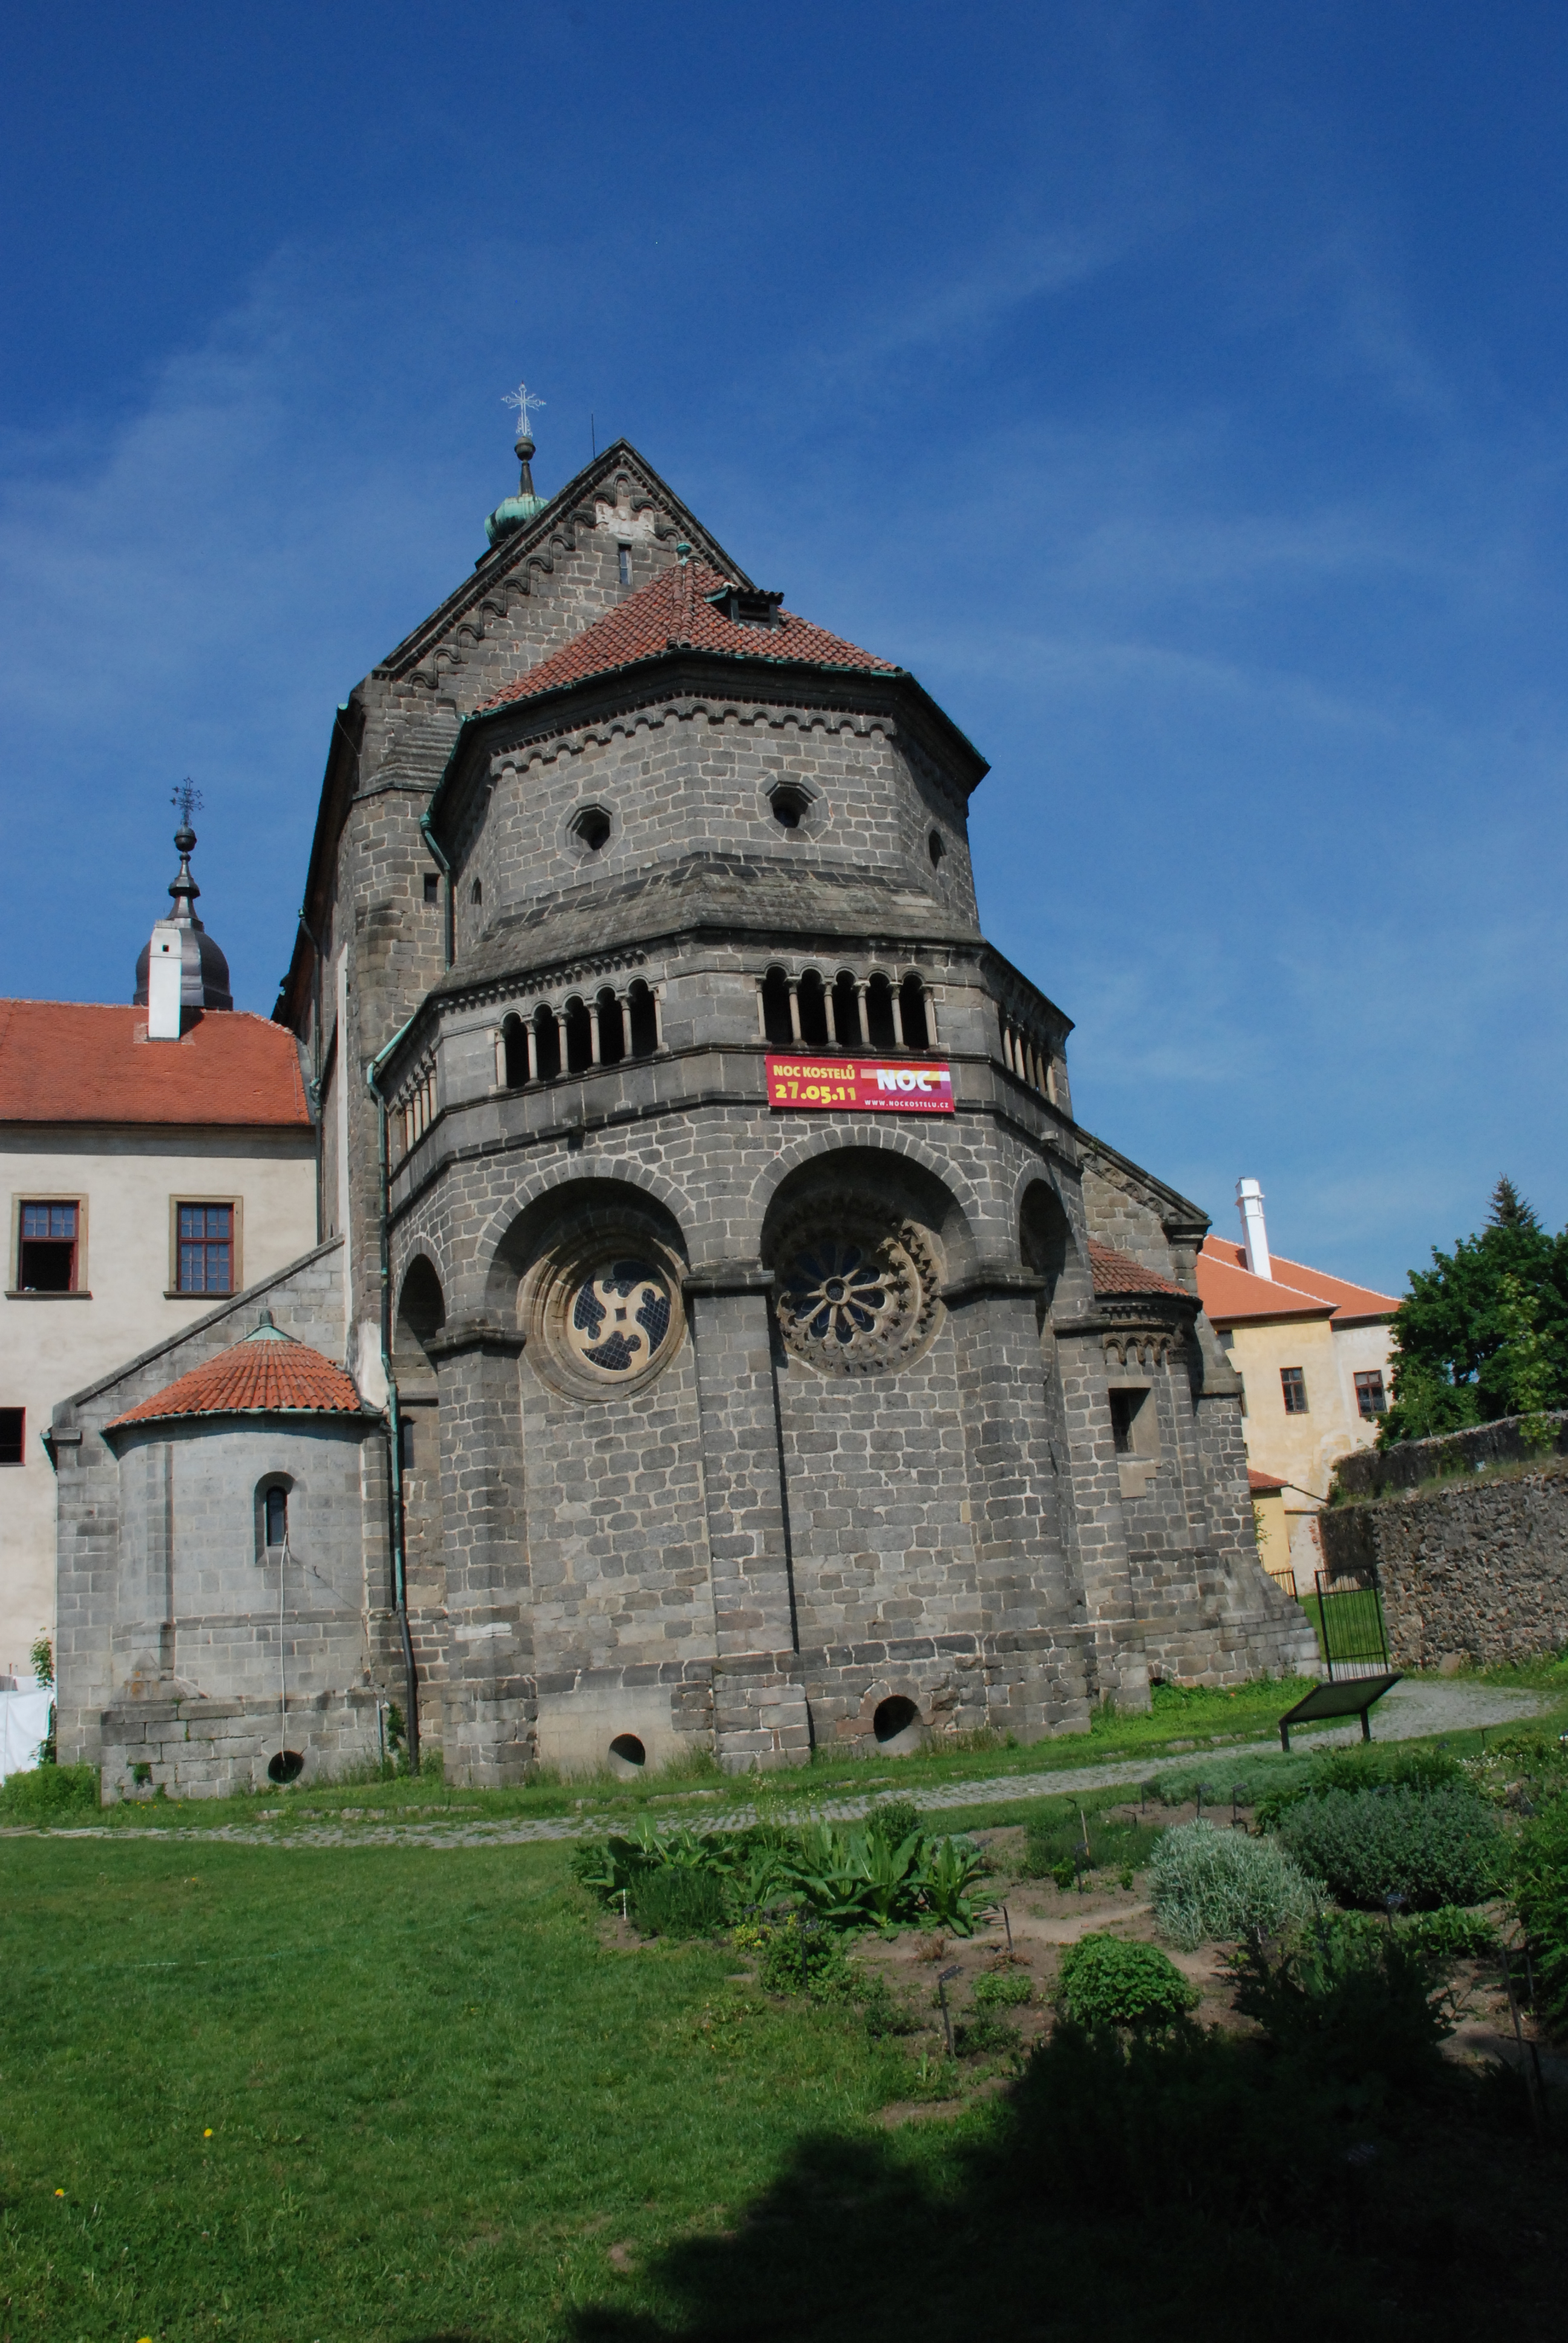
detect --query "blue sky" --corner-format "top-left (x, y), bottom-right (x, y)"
top-left (2, 1), bottom-right (1563, 1291)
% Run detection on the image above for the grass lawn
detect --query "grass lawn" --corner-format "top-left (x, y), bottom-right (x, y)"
top-left (3, 1743), bottom-right (1564, 2341)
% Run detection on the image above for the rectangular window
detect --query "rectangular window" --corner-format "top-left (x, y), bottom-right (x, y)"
top-left (1108, 1389), bottom-right (1145, 1454)
top-left (423, 873), bottom-right (440, 905)
top-left (18, 1202), bottom-right (78, 1291)
top-left (618, 543), bottom-right (632, 587)
top-left (0, 1409), bottom-right (23, 1464)
top-left (1281, 1366), bottom-right (1308, 1415)
top-left (1354, 1369), bottom-right (1387, 1419)
top-left (177, 1203), bottom-right (233, 1294)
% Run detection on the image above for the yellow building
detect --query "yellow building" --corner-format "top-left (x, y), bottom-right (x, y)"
top-left (1196, 1181), bottom-right (1399, 1598)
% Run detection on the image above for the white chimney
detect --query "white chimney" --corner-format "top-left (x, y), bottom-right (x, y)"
top-left (147, 923), bottom-right (184, 1040)
top-left (1236, 1177), bottom-right (1272, 1280)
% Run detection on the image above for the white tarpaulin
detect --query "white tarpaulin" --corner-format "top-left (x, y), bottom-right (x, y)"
top-left (0, 1689), bottom-right (55, 1781)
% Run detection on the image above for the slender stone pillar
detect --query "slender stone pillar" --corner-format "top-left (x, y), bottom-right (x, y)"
top-left (427, 1321), bottom-right (534, 1783)
top-left (685, 1270), bottom-right (811, 1769)
top-left (1050, 1316), bottom-right (1152, 1712)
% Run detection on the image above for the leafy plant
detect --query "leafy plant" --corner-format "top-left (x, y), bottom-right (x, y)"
top-left (1275, 1784), bottom-right (1500, 1912)
top-left (27, 1635), bottom-right (53, 1689)
top-left (0, 1763), bottom-right (97, 1821)
top-left (1024, 1807), bottom-right (1163, 1881)
top-left (1252, 1741), bottom-right (1462, 1828)
top-left (1149, 1821), bottom-right (1320, 1951)
top-left (1055, 1933), bottom-right (1198, 2031)
top-left (953, 2012), bottom-right (1021, 2057)
top-left (629, 1864), bottom-right (728, 1939)
top-left (972, 1969), bottom-right (1033, 2008)
top-left (1230, 1924), bottom-right (1456, 2090)
top-left (864, 1797), bottom-right (923, 1850)
top-left (1513, 1791), bottom-right (1568, 2036)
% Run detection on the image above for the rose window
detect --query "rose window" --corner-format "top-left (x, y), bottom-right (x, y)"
top-left (564, 1259), bottom-right (673, 1378)
top-left (781, 1242), bottom-right (893, 1350)
top-left (772, 1205), bottom-right (941, 1375)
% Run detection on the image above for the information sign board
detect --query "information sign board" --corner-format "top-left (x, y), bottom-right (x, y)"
top-left (765, 1055), bottom-right (955, 1114)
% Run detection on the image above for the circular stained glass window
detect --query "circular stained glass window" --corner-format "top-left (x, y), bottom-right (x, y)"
top-left (563, 1259), bottom-right (673, 1379)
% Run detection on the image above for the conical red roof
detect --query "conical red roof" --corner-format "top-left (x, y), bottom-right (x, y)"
top-left (483, 559), bottom-right (898, 711)
top-left (107, 1313), bottom-right (367, 1428)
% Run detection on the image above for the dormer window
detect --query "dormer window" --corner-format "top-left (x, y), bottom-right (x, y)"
top-left (705, 584), bottom-right (785, 631)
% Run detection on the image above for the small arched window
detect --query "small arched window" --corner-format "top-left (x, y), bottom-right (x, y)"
top-left (470, 878), bottom-right (483, 906)
top-left (534, 1003), bottom-right (561, 1081)
top-left (259, 1480), bottom-right (291, 1558)
top-left (797, 970), bottom-right (830, 1047)
top-left (866, 974), bottom-right (897, 1050)
top-left (832, 971), bottom-right (861, 1045)
top-left (502, 1014), bottom-right (529, 1088)
top-left (760, 968), bottom-right (793, 1046)
top-left (627, 980), bottom-right (659, 1058)
top-left (564, 997), bottom-right (594, 1074)
top-left (900, 972), bottom-right (930, 1050)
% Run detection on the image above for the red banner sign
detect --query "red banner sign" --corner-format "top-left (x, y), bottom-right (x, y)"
top-left (765, 1055), bottom-right (955, 1114)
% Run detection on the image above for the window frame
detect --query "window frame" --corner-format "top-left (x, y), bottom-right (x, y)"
top-left (166, 1196), bottom-right (243, 1300)
top-left (256, 1472), bottom-right (295, 1563)
top-left (0, 1406), bottom-right (24, 1466)
top-left (1353, 1369), bottom-right (1388, 1420)
top-left (1280, 1365), bottom-right (1309, 1415)
top-left (9, 1194), bottom-right (88, 1297)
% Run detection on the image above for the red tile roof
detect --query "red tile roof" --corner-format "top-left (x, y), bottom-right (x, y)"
top-left (1248, 1467), bottom-right (1289, 1494)
top-left (108, 1316), bottom-right (365, 1428)
top-left (0, 1002), bottom-right (310, 1128)
top-left (1088, 1240), bottom-right (1184, 1297)
top-left (482, 560), bottom-right (898, 712)
top-left (1195, 1236), bottom-right (1398, 1326)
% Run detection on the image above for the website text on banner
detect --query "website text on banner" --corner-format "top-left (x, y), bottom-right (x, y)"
top-left (765, 1057), bottom-right (955, 1114)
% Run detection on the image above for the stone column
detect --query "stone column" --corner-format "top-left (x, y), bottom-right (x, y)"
top-left (854, 981), bottom-right (870, 1044)
top-left (619, 992), bottom-right (633, 1055)
top-left (786, 978), bottom-right (802, 1043)
top-left (524, 1019), bottom-right (539, 1083)
top-left (890, 988), bottom-right (906, 1048)
top-left (947, 1276), bottom-right (1089, 1737)
top-left (685, 1269), bottom-right (811, 1770)
top-left (1050, 1314), bottom-right (1151, 1712)
top-left (589, 1000), bottom-right (603, 1066)
top-left (426, 1320), bottom-right (534, 1784)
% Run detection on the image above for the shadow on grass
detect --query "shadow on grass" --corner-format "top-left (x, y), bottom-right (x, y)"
top-left (560, 2025), bottom-right (1561, 2343)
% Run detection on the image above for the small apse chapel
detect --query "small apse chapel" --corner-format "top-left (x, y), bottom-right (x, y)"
top-left (53, 419), bottom-right (1316, 1797)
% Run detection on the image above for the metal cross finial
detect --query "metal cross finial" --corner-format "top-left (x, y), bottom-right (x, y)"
top-left (502, 381), bottom-right (546, 439)
top-left (171, 779), bottom-right (203, 827)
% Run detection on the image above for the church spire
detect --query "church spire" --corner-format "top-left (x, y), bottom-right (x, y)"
top-left (485, 378), bottom-right (550, 548)
top-left (132, 784), bottom-right (234, 1021)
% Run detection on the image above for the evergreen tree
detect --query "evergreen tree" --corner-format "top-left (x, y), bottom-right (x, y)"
top-left (1488, 1176), bottom-right (1539, 1231)
top-left (1382, 1181), bottom-right (1568, 1445)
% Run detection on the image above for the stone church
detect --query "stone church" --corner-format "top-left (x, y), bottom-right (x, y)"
top-left (53, 422), bottom-right (1315, 1796)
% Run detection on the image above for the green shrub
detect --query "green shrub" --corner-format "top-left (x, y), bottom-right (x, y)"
top-left (0, 1763), bottom-right (96, 1821)
top-left (1024, 1805), bottom-right (1163, 1881)
top-left (736, 1910), bottom-right (852, 1997)
top-left (1276, 1784), bottom-right (1500, 1912)
top-left (864, 1797), bottom-right (923, 1851)
top-left (1514, 1792), bottom-right (1568, 2036)
top-left (1230, 1925), bottom-right (1455, 2089)
top-left (1253, 1741), bottom-right (1463, 1829)
top-left (972, 1969), bottom-right (1033, 2008)
top-left (953, 2013), bottom-right (1021, 2057)
top-left (1056, 1933), bottom-right (1198, 2031)
top-left (1149, 1821), bottom-right (1319, 1951)
top-left (1405, 1904), bottom-right (1498, 1961)
top-left (628, 1864), bottom-right (728, 1939)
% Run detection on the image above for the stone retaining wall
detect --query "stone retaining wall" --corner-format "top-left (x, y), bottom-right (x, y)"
top-left (1320, 1457), bottom-right (1568, 1671)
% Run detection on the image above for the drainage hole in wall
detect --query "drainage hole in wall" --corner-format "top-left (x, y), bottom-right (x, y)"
top-left (872, 1696), bottom-right (920, 1746)
top-left (609, 1733), bottom-right (647, 1774)
top-left (267, 1749), bottom-right (305, 1784)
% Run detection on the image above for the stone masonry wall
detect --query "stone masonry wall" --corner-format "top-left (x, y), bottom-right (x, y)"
top-left (1320, 1458), bottom-right (1568, 1671)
